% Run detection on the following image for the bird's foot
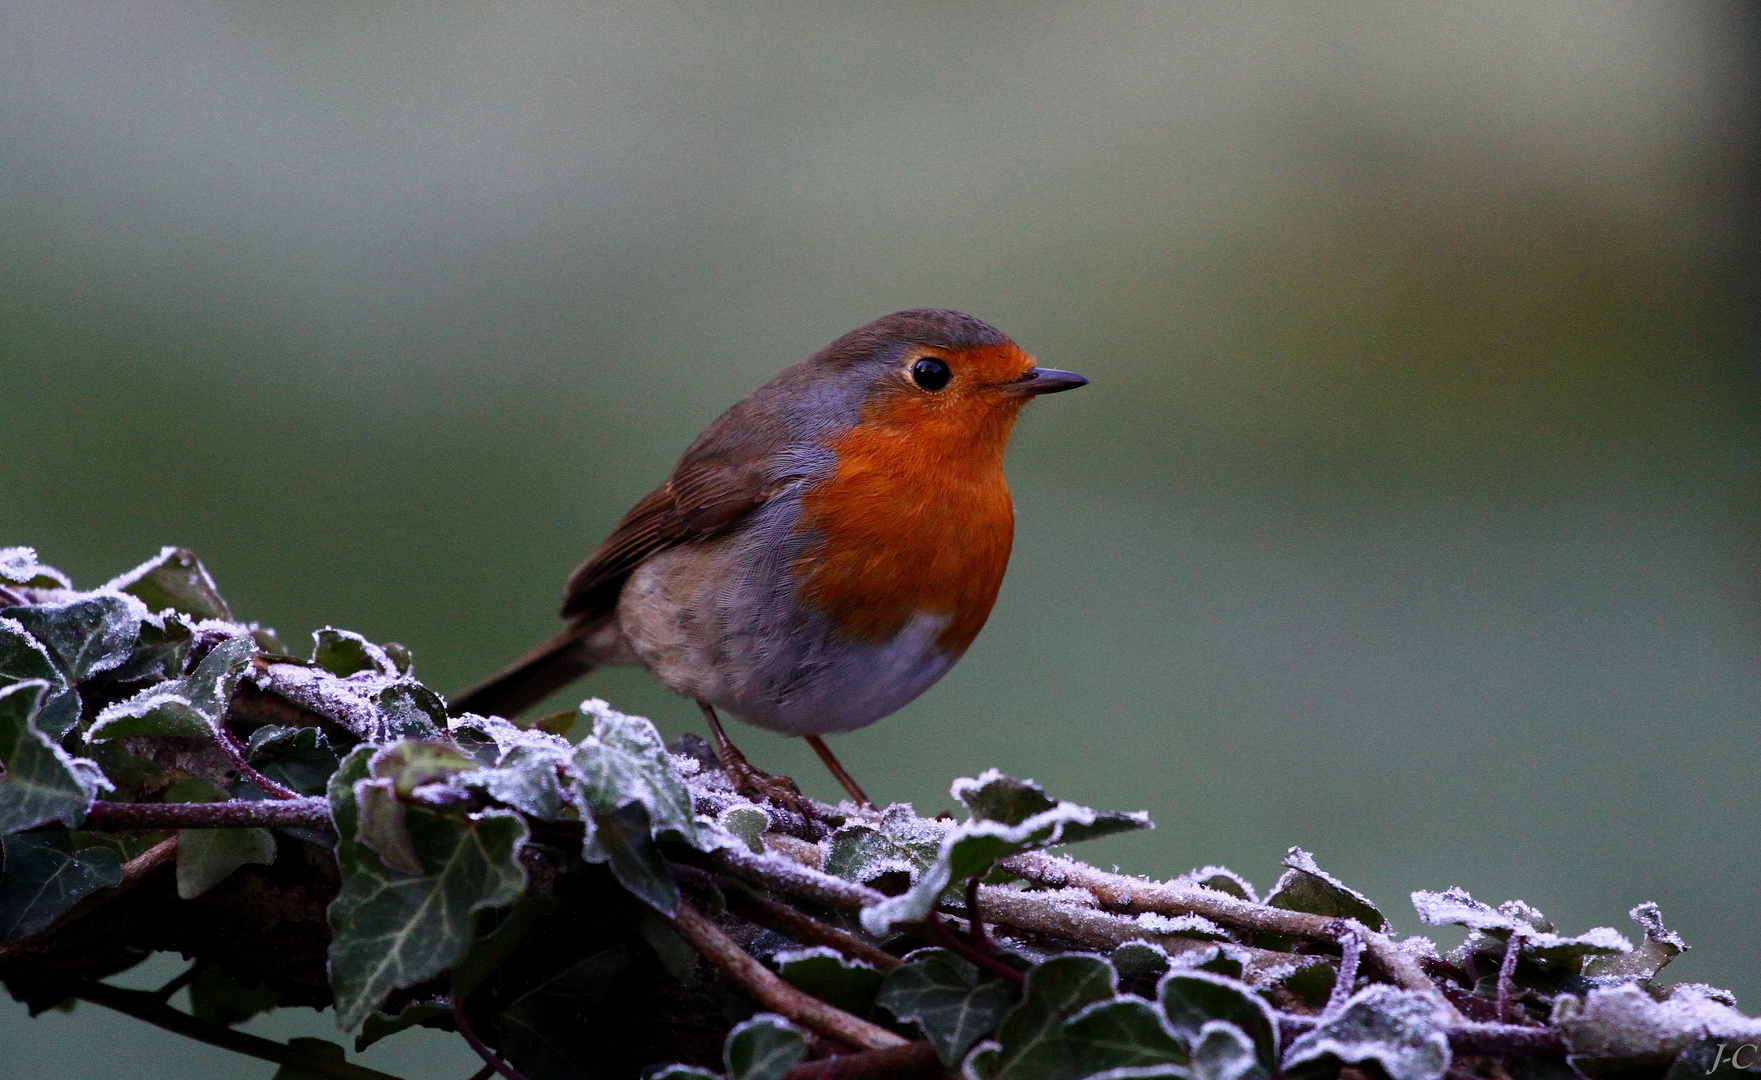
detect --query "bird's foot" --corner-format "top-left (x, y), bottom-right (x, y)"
top-left (724, 758), bottom-right (810, 818)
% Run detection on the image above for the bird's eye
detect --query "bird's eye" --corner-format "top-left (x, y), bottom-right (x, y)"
top-left (910, 357), bottom-right (951, 391)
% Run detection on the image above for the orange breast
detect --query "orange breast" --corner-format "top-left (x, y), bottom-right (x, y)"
top-left (793, 345), bottom-right (1033, 654)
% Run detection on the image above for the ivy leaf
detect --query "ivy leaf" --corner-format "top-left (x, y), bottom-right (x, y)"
top-left (352, 778), bottom-right (423, 875)
top-left (354, 1002), bottom-right (448, 1053)
top-left (1554, 984), bottom-right (1761, 1078)
top-left (1282, 985), bottom-right (1453, 1080)
top-left (878, 948), bottom-right (1019, 1065)
top-left (584, 800), bottom-right (679, 916)
top-left (326, 746), bottom-right (529, 1031)
top-left (824, 822), bottom-right (924, 887)
top-left (774, 946), bottom-right (883, 1017)
top-left (104, 546), bottom-right (232, 621)
top-left (0, 832), bottom-right (122, 941)
top-left (247, 725), bottom-right (339, 796)
top-left (0, 680), bottom-right (111, 832)
top-left (0, 617), bottom-right (64, 690)
top-left (988, 954), bottom-right (1118, 1080)
top-left (88, 634), bottom-right (257, 741)
top-left (724, 1014), bottom-right (810, 1080)
top-left (1582, 903), bottom-right (1686, 981)
top-left (311, 628), bottom-right (397, 678)
top-left (188, 965), bottom-right (281, 1026)
top-left (372, 681), bottom-right (447, 740)
top-left (369, 740), bottom-right (473, 796)
top-left (1190, 1020), bottom-right (1267, 1080)
top-left (1063, 996), bottom-right (1189, 1075)
top-left (0, 548), bottom-right (72, 590)
top-left (165, 776), bottom-right (277, 899)
top-left (3, 594), bottom-right (144, 685)
top-left (954, 770), bottom-right (1059, 825)
top-left (1411, 887), bottom-right (1632, 976)
top-left (718, 805), bottom-right (769, 855)
top-left (107, 611), bottom-right (196, 685)
top-left (862, 775), bottom-right (1148, 935)
top-left (572, 698), bottom-right (696, 843)
top-left (1112, 942), bottom-right (1173, 982)
top-left (1158, 970), bottom-right (1279, 1073)
top-left (1264, 848), bottom-right (1388, 933)
top-left (498, 943), bottom-right (647, 1078)
top-left (645, 1068), bottom-right (720, 1080)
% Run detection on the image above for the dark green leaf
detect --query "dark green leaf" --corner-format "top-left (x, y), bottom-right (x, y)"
top-left (584, 800), bottom-right (679, 916)
top-left (449, 895), bottom-right (557, 1001)
top-left (1111, 943), bottom-right (1172, 981)
top-left (573, 699), bottom-right (695, 844)
top-left (312, 628), bottom-right (392, 678)
top-left (327, 746), bottom-right (529, 1030)
top-left (105, 547), bottom-right (232, 621)
top-left (1412, 888), bottom-right (1631, 976)
top-left (879, 948), bottom-right (1020, 1065)
top-left (1157, 971), bottom-right (1278, 1073)
top-left (4, 594), bottom-right (143, 684)
top-left (989, 954), bottom-right (1117, 1080)
top-left (368, 739), bottom-right (472, 797)
top-left (353, 777), bottom-right (423, 874)
top-left (1282, 985), bottom-right (1452, 1080)
top-left (247, 725), bottom-right (339, 796)
top-left (724, 1014), bottom-right (809, 1080)
top-left (0, 832), bottom-right (122, 940)
top-left (0, 680), bottom-right (110, 832)
top-left (88, 634), bottom-right (256, 741)
top-left (1264, 848), bottom-right (1388, 933)
top-left (1582, 903), bottom-right (1685, 980)
top-left (373, 681), bottom-right (446, 739)
top-left (271, 1037), bottom-right (349, 1080)
top-left (107, 611), bottom-right (195, 685)
top-left (775, 946), bottom-right (883, 1017)
top-left (1190, 1020), bottom-right (1266, 1080)
top-left (824, 822), bottom-right (922, 885)
top-left (1064, 996), bottom-right (1188, 1075)
top-left (188, 965), bottom-right (281, 1026)
top-left (718, 805), bottom-right (768, 855)
top-left (954, 770), bottom-right (1058, 826)
top-left (498, 944), bottom-right (647, 1079)
top-left (178, 826), bottom-right (277, 899)
top-left (0, 617), bottom-right (65, 690)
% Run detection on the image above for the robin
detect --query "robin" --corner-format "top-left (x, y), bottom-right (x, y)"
top-left (451, 309), bottom-right (1086, 807)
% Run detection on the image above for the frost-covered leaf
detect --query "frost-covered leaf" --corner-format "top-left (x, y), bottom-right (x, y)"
top-left (166, 776), bottom-right (277, 899)
top-left (1190, 1020), bottom-right (1266, 1080)
top-left (89, 634), bottom-right (256, 741)
top-left (879, 948), bottom-right (1020, 1065)
top-left (353, 777), bottom-right (422, 874)
top-left (247, 725), bottom-right (339, 796)
top-left (1412, 887), bottom-right (1632, 975)
top-left (1158, 970), bottom-right (1278, 1073)
top-left (573, 699), bottom-right (695, 843)
top-left (1112, 942), bottom-right (1173, 982)
top-left (373, 681), bottom-right (446, 739)
top-left (955, 770), bottom-right (1059, 826)
top-left (105, 547), bottom-right (232, 621)
top-left (368, 739), bottom-right (472, 796)
top-left (0, 833), bottom-right (122, 940)
top-left (584, 800), bottom-right (679, 916)
top-left (1177, 866), bottom-right (1258, 904)
top-left (644, 1067), bottom-right (720, 1080)
top-left (824, 822), bottom-right (923, 886)
top-left (1064, 995), bottom-right (1188, 1075)
top-left (0, 680), bottom-right (110, 832)
top-left (1555, 984), bottom-right (1761, 1078)
top-left (1583, 902), bottom-right (1686, 981)
top-left (189, 965), bottom-right (281, 1027)
top-left (1264, 848), bottom-right (1388, 932)
top-left (963, 1040), bottom-right (1003, 1080)
top-left (988, 954), bottom-right (1117, 1080)
top-left (0, 617), bottom-right (64, 690)
top-left (775, 946), bottom-right (883, 1017)
top-left (862, 776), bottom-right (1148, 935)
top-left (1282, 985), bottom-right (1452, 1080)
top-left (326, 746), bottom-right (529, 1030)
top-left (107, 610), bottom-right (195, 685)
top-left (724, 1013), bottom-right (810, 1080)
top-left (718, 804), bottom-right (768, 854)
top-left (311, 628), bottom-right (396, 678)
top-left (4, 593), bottom-right (144, 684)
top-left (0, 548), bottom-right (71, 590)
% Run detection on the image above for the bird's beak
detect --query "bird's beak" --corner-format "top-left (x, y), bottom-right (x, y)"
top-left (1007, 367), bottom-right (1089, 396)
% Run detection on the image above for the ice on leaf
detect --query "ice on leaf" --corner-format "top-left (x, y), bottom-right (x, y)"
top-left (0, 680), bottom-right (111, 832)
top-left (103, 546), bottom-right (232, 621)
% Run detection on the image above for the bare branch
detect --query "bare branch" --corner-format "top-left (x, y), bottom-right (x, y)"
top-left (81, 797), bottom-right (332, 831)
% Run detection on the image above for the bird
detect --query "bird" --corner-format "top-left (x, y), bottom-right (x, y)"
top-left (451, 309), bottom-right (1087, 808)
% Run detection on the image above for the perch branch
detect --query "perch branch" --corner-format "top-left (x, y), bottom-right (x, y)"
top-left (73, 980), bottom-right (408, 1080)
top-left (216, 725), bottom-right (305, 801)
top-left (452, 996), bottom-right (534, 1080)
top-left (676, 865), bottom-right (898, 971)
top-left (780, 1040), bottom-right (944, 1079)
top-left (667, 899), bottom-right (908, 1052)
top-left (80, 797), bottom-right (332, 831)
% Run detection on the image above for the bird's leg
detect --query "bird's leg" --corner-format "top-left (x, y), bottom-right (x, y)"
top-left (697, 702), bottom-right (805, 811)
top-left (803, 735), bottom-right (872, 808)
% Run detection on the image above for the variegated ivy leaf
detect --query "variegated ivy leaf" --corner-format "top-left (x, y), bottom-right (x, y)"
top-left (0, 680), bottom-right (111, 832)
top-left (88, 634), bottom-right (257, 741)
top-left (326, 746), bottom-right (528, 1031)
top-left (861, 773), bottom-right (1148, 935)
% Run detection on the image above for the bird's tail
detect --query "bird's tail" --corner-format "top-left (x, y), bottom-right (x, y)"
top-left (449, 623), bottom-right (599, 719)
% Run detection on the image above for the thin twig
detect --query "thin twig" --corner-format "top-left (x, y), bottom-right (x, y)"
top-left (779, 1040), bottom-right (943, 1079)
top-left (0, 836), bottom-right (178, 964)
top-left (671, 864), bottom-right (899, 971)
top-left (1496, 930), bottom-right (1523, 1023)
top-left (701, 847), bottom-right (889, 913)
top-left (922, 914), bottom-right (1024, 987)
top-left (965, 878), bottom-right (992, 952)
top-left (465, 1066), bottom-right (498, 1080)
top-left (74, 980), bottom-right (408, 1080)
top-left (216, 725), bottom-right (305, 800)
top-left (452, 996), bottom-right (533, 1080)
top-left (153, 960), bottom-right (205, 1004)
top-left (81, 797), bottom-right (332, 831)
top-left (1328, 922), bottom-right (1363, 1015)
top-left (668, 899), bottom-right (908, 1051)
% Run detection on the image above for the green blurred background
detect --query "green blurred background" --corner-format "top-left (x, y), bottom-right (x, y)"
top-left (3, 3), bottom-right (1756, 1076)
